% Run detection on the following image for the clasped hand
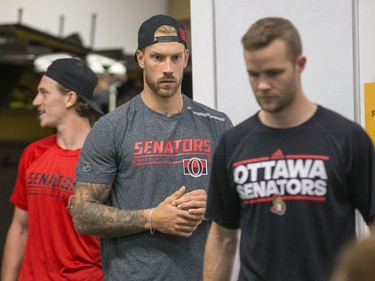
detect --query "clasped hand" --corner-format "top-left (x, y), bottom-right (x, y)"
top-left (151, 186), bottom-right (207, 238)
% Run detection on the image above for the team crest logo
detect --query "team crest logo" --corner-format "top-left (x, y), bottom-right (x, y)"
top-left (270, 195), bottom-right (287, 215)
top-left (183, 157), bottom-right (207, 178)
top-left (82, 161), bottom-right (91, 172)
top-left (179, 28), bottom-right (187, 43)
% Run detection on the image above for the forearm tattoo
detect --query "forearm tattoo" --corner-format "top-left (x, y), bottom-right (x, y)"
top-left (71, 182), bottom-right (147, 237)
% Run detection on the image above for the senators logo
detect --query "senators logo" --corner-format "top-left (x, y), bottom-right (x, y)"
top-left (183, 158), bottom-right (207, 178)
top-left (270, 195), bottom-right (287, 215)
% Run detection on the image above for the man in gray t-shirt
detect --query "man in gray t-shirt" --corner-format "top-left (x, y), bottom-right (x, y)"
top-left (70, 14), bottom-right (232, 281)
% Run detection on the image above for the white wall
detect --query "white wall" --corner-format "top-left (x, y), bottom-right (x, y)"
top-left (192, 0), bottom-right (357, 126)
top-left (359, 0), bottom-right (375, 125)
top-left (0, 0), bottom-right (169, 53)
top-left (190, 0), bottom-right (216, 109)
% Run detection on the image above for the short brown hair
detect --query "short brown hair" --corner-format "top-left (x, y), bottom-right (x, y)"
top-left (241, 17), bottom-right (302, 63)
top-left (57, 83), bottom-right (99, 126)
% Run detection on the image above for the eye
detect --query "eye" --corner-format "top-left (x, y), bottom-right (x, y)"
top-left (151, 54), bottom-right (162, 61)
top-left (39, 90), bottom-right (48, 97)
top-left (247, 71), bottom-right (259, 78)
top-left (266, 70), bottom-right (283, 77)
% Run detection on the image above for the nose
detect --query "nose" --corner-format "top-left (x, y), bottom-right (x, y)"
top-left (32, 93), bottom-right (42, 107)
top-left (162, 58), bottom-right (173, 75)
top-left (256, 76), bottom-right (271, 91)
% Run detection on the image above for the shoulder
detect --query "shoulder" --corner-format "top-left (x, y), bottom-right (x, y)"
top-left (223, 114), bottom-right (259, 140)
top-left (214, 114), bottom-right (259, 154)
top-left (314, 106), bottom-right (368, 136)
top-left (25, 134), bottom-right (56, 152)
top-left (20, 134), bottom-right (56, 164)
top-left (184, 95), bottom-right (232, 124)
top-left (94, 95), bottom-right (141, 128)
top-left (314, 106), bottom-right (355, 124)
top-left (313, 106), bottom-right (373, 151)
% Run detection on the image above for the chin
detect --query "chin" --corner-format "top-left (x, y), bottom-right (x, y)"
top-left (39, 122), bottom-right (53, 129)
top-left (157, 91), bottom-right (177, 99)
top-left (259, 102), bottom-right (283, 113)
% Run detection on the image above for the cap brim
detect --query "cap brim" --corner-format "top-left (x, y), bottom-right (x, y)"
top-left (80, 95), bottom-right (105, 115)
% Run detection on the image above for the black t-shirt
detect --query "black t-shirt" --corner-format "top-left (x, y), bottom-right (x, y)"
top-left (206, 106), bottom-right (375, 281)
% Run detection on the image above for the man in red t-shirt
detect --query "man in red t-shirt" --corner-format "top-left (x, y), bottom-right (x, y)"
top-left (1, 58), bottom-right (104, 281)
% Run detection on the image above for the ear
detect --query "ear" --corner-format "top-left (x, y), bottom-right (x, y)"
top-left (136, 49), bottom-right (145, 69)
top-left (66, 91), bottom-right (78, 109)
top-left (183, 48), bottom-right (190, 69)
top-left (296, 55), bottom-right (306, 73)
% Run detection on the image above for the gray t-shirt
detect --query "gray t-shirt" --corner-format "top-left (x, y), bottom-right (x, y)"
top-left (76, 94), bottom-right (232, 281)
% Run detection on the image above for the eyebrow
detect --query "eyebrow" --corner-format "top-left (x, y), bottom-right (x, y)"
top-left (37, 86), bottom-right (49, 92)
top-left (149, 49), bottom-right (184, 56)
top-left (248, 67), bottom-right (285, 74)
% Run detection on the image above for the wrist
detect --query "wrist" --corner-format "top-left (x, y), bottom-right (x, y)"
top-left (147, 208), bottom-right (155, 234)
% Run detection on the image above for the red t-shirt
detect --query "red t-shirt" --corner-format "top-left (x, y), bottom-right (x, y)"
top-left (10, 134), bottom-right (102, 281)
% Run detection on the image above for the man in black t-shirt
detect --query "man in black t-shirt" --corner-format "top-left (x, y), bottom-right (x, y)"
top-left (203, 17), bottom-right (375, 281)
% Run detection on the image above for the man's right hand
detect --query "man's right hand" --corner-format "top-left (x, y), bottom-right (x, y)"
top-left (150, 186), bottom-right (205, 238)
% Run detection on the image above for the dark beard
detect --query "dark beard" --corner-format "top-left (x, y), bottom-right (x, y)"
top-left (144, 73), bottom-right (181, 98)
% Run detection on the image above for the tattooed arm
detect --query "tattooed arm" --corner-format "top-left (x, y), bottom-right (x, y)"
top-left (70, 182), bottom-right (206, 238)
top-left (70, 181), bottom-right (146, 237)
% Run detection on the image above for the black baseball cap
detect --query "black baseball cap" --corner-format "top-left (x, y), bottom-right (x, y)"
top-left (45, 58), bottom-right (104, 115)
top-left (135, 14), bottom-right (188, 61)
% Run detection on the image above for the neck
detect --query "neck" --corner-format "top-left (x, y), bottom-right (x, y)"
top-left (259, 94), bottom-right (317, 128)
top-left (140, 90), bottom-right (183, 116)
top-left (55, 115), bottom-right (91, 150)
